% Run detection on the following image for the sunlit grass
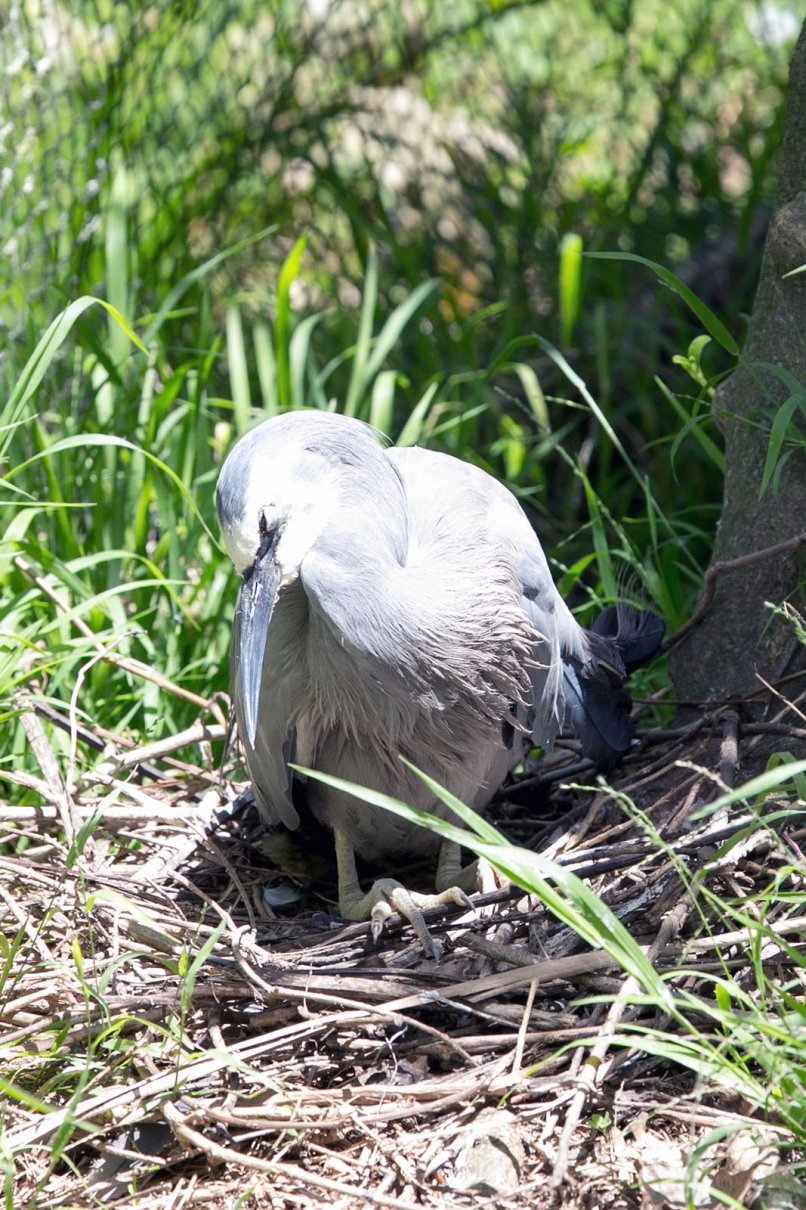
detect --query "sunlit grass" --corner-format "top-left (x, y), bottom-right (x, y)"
top-left (5, 225), bottom-right (744, 775)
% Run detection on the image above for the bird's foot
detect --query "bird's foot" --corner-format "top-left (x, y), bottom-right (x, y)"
top-left (436, 843), bottom-right (507, 897)
top-left (342, 877), bottom-right (472, 960)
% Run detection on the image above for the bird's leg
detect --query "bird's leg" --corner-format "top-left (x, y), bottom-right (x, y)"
top-left (333, 829), bottom-right (472, 959)
top-left (436, 840), bottom-right (504, 897)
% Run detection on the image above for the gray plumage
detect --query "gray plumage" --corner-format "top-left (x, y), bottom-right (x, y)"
top-left (216, 410), bottom-right (662, 938)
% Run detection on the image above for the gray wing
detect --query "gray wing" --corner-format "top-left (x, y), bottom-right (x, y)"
top-left (231, 584), bottom-right (300, 829)
top-left (386, 445), bottom-right (590, 750)
top-left (482, 479), bottom-right (590, 748)
top-left (514, 536), bottom-right (589, 747)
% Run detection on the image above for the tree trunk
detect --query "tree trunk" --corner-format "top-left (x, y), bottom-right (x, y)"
top-left (669, 20), bottom-right (806, 737)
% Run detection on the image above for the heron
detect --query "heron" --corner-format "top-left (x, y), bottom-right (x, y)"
top-left (217, 409), bottom-right (663, 953)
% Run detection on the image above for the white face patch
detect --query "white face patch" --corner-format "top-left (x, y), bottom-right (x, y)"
top-left (220, 448), bottom-right (334, 581)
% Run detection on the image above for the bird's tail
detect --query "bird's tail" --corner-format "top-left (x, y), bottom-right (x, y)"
top-left (562, 603), bottom-right (665, 770)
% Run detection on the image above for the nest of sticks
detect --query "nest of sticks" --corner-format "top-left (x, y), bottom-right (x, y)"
top-left (3, 685), bottom-right (806, 1209)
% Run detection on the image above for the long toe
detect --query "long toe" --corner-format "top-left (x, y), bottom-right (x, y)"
top-left (409, 885), bottom-right (474, 912)
top-left (386, 885), bottom-right (443, 960)
top-left (392, 884), bottom-right (476, 960)
top-left (335, 829), bottom-right (474, 956)
top-left (344, 878), bottom-right (473, 958)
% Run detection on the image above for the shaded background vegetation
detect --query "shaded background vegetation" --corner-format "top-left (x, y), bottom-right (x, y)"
top-left (1, 0), bottom-right (801, 761)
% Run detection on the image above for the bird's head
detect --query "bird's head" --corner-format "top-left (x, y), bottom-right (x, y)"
top-left (217, 414), bottom-right (346, 586)
top-left (216, 410), bottom-right (398, 745)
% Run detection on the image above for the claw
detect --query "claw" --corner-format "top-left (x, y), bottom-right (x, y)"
top-left (388, 885), bottom-right (442, 961)
top-left (370, 896), bottom-right (394, 944)
top-left (334, 829), bottom-right (475, 957)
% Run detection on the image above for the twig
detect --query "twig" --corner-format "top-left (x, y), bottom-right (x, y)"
top-left (67, 639), bottom-right (132, 801)
top-left (0, 800), bottom-right (210, 824)
top-left (754, 673), bottom-right (806, 726)
top-left (233, 940), bottom-right (476, 1063)
top-left (665, 533), bottom-right (806, 652)
top-left (550, 897), bottom-right (690, 1187)
top-left (161, 1102), bottom-right (424, 1210)
top-left (26, 697), bottom-right (167, 781)
top-left (719, 710), bottom-right (740, 789)
top-left (511, 978), bottom-right (538, 1076)
top-left (17, 702), bottom-right (78, 849)
top-left (112, 721), bottom-right (227, 767)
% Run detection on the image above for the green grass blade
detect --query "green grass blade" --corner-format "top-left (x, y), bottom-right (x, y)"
top-left (226, 300), bottom-right (252, 433)
top-left (396, 382), bottom-right (440, 446)
top-left (253, 317), bottom-right (278, 416)
top-left (289, 313), bottom-right (326, 412)
top-left (7, 434), bottom-right (219, 546)
top-left (511, 362), bottom-right (550, 430)
top-left (694, 760), bottom-right (806, 819)
top-left (759, 392), bottom-right (802, 498)
top-left (368, 370), bottom-right (399, 437)
top-left (141, 226), bottom-right (277, 346)
top-left (275, 235), bottom-right (308, 411)
top-left (2, 298), bottom-right (146, 438)
top-left (655, 376), bottom-right (725, 472)
top-left (362, 279), bottom-right (438, 389)
top-left (585, 251), bottom-right (740, 356)
top-left (344, 242), bottom-right (379, 418)
top-left (559, 232), bottom-right (583, 346)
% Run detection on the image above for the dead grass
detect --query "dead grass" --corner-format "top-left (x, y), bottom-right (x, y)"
top-left (2, 693), bottom-right (805, 1209)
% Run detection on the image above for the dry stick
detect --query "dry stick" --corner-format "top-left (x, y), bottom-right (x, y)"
top-left (1, 771), bottom-right (59, 806)
top-left (8, 1009), bottom-right (506, 1150)
top-left (30, 697), bottom-right (228, 785)
top-left (658, 775), bottom-right (705, 840)
top-left (66, 638), bottom-right (132, 803)
top-left (743, 721), bottom-right (806, 740)
top-left (161, 1102), bottom-right (424, 1210)
top-left (111, 721), bottom-right (227, 767)
top-left (28, 697), bottom-right (167, 782)
top-left (233, 941), bottom-right (476, 1064)
top-left (0, 798), bottom-right (209, 826)
top-left (9, 915), bottom-right (803, 1145)
top-left (511, 978), bottom-right (538, 1076)
top-left (754, 673), bottom-right (806, 726)
top-left (13, 554), bottom-right (226, 723)
top-left (743, 689), bottom-right (806, 768)
top-left (17, 704), bottom-right (78, 849)
top-left (617, 1098), bottom-right (792, 1135)
top-left (168, 861), bottom-right (259, 934)
top-left (719, 710), bottom-right (740, 789)
top-left (664, 533), bottom-right (806, 653)
top-left (549, 897), bottom-right (690, 1188)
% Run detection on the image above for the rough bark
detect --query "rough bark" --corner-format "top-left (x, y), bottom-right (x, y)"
top-left (669, 21), bottom-right (806, 725)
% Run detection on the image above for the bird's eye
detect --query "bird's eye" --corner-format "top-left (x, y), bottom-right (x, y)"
top-left (256, 509), bottom-right (280, 559)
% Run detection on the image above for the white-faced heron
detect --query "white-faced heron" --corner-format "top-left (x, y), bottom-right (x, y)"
top-left (217, 410), bottom-right (663, 953)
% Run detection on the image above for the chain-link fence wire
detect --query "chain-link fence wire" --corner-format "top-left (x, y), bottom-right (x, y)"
top-left (3, 0), bottom-right (556, 401)
top-left (2, 0), bottom-right (296, 351)
top-left (2, 0), bottom-right (794, 390)
top-left (2, 2), bottom-right (109, 343)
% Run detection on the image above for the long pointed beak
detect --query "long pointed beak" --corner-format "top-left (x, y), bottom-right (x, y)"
top-left (236, 537), bottom-right (281, 748)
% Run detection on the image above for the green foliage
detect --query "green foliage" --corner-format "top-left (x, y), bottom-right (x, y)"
top-left (750, 362), bottom-right (806, 499)
top-left (3, 0), bottom-right (790, 502)
top-left (0, 207), bottom-right (753, 792)
top-left (1, 3), bottom-right (803, 1175)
